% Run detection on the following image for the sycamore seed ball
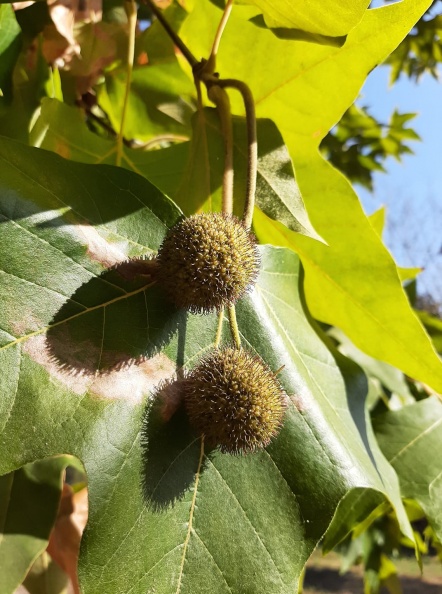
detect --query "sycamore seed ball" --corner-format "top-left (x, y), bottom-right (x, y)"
top-left (156, 213), bottom-right (260, 314)
top-left (184, 347), bottom-right (287, 454)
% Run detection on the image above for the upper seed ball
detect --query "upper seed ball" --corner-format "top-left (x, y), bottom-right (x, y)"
top-left (156, 213), bottom-right (260, 314)
top-left (184, 347), bottom-right (287, 454)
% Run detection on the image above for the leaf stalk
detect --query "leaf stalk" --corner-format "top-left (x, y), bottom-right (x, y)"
top-left (207, 84), bottom-right (234, 215)
top-left (228, 305), bottom-right (241, 348)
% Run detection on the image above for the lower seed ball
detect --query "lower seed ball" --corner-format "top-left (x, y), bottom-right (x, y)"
top-left (184, 347), bottom-right (287, 454)
top-left (156, 213), bottom-right (260, 314)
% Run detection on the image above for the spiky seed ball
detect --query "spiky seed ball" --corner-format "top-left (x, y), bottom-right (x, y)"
top-left (184, 347), bottom-right (287, 454)
top-left (156, 213), bottom-right (260, 314)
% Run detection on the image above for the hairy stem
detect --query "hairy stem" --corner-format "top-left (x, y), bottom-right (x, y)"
top-left (143, 0), bottom-right (197, 68)
top-left (214, 310), bottom-right (224, 348)
top-left (216, 78), bottom-right (257, 229)
top-left (116, 0), bottom-right (137, 167)
top-left (195, 75), bottom-right (204, 111)
top-left (228, 305), bottom-right (241, 348)
top-left (208, 85), bottom-right (234, 214)
top-left (207, 0), bottom-right (233, 71)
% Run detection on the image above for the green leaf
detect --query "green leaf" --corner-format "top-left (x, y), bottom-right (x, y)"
top-left (417, 311), bottom-right (442, 354)
top-left (0, 137), bottom-right (415, 593)
top-left (0, 33), bottom-right (50, 142)
top-left (0, 5), bottom-right (21, 102)
top-left (247, 14), bottom-right (348, 48)
top-left (0, 458), bottom-right (70, 594)
top-left (97, 61), bottom-right (195, 142)
top-left (31, 99), bottom-right (321, 241)
top-left (397, 266), bottom-right (422, 282)
top-left (22, 552), bottom-right (70, 594)
top-left (374, 397), bottom-right (442, 541)
top-left (135, 1), bottom-right (188, 63)
top-left (368, 208), bottom-right (422, 282)
top-left (152, 108), bottom-right (322, 241)
top-left (368, 207), bottom-right (386, 236)
top-left (241, 0), bottom-right (370, 37)
top-left (321, 104), bottom-right (420, 189)
top-left (328, 327), bottom-right (414, 405)
top-left (182, 0), bottom-right (442, 393)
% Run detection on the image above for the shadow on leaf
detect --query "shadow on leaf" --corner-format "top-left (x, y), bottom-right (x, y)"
top-left (46, 260), bottom-right (183, 375)
top-left (249, 14), bottom-right (347, 46)
top-left (140, 380), bottom-right (212, 512)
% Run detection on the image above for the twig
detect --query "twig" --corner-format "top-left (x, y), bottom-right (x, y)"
top-left (206, 0), bottom-right (233, 72)
top-left (208, 84), bottom-right (234, 214)
top-left (215, 78), bottom-right (257, 229)
top-left (143, 0), bottom-right (198, 68)
top-left (77, 102), bottom-right (117, 138)
top-left (116, 0), bottom-right (137, 166)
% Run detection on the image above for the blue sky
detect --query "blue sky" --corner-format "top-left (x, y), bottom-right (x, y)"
top-left (356, 63), bottom-right (442, 303)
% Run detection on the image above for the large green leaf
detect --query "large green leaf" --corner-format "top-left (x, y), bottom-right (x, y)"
top-left (374, 397), bottom-right (442, 541)
top-left (241, 0), bottom-right (370, 36)
top-left (181, 0), bottom-right (442, 393)
top-left (0, 137), bottom-right (416, 593)
top-left (0, 458), bottom-right (70, 594)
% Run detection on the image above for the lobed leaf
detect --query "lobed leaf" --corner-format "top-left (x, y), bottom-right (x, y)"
top-left (0, 137), bottom-right (415, 593)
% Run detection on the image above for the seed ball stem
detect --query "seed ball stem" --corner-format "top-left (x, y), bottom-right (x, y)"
top-left (184, 347), bottom-right (287, 454)
top-left (156, 213), bottom-right (260, 314)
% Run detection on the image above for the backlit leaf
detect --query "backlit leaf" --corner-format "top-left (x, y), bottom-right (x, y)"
top-left (181, 0), bottom-right (442, 393)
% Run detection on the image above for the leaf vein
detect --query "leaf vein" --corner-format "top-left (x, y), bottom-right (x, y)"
top-left (175, 436), bottom-right (205, 594)
top-left (192, 530), bottom-right (233, 594)
top-left (208, 459), bottom-right (287, 588)
top-left (389, 418), bottom-right (442, 464)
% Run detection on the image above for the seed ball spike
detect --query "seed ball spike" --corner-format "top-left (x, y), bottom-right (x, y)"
top-left (184, 347), bottom-right (287, 454)
top-left (156, 213), bottom-right (260, 314)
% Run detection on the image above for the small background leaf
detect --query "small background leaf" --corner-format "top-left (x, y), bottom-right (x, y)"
top-left (374, 397), bottom-right (442, 541)
top-left (0, 457), bottom-right (70, 594)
